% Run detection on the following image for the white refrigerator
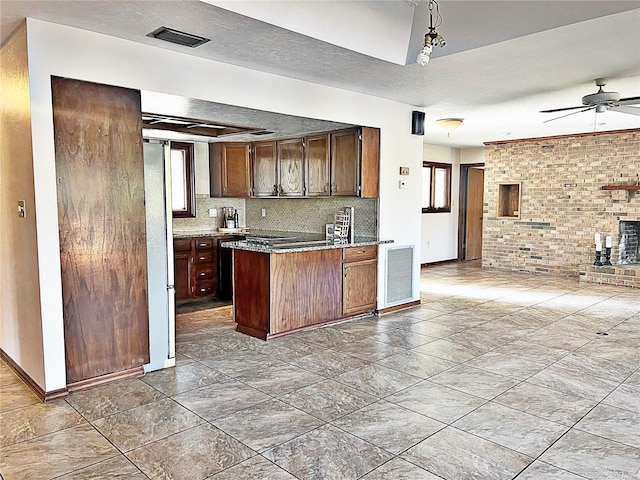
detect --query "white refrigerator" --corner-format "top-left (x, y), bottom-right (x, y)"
top-left (143, 140), bottom-right (176, 371)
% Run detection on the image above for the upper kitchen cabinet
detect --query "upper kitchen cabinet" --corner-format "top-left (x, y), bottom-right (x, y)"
top-left (330, 127), bottom-right (380, 198)
top-left (209, 143), bottom-right (251, 197)
top-left (277, 138), bottom-right (305, 196)
top-left (252, 141), bottom-right (278, 197)
top-left (305, 134), bottom-right (331, 196)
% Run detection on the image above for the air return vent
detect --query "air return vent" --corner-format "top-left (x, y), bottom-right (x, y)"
top-left (385, 245), bottom-right (414, 306)
top-left (147, 27), bottom-right (210, 48)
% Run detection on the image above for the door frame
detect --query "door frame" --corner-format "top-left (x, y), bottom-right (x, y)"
top-left (457, 163), bottom-right (485, 261)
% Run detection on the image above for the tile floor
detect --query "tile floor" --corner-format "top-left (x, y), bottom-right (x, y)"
top-left (1, 261), bottom-right (639, 479)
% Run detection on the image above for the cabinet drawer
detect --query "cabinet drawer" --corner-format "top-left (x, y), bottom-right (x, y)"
top-left (195, 237), bottom-right (214, 250)
top-left (195, 251), bottom-right (214, 264)
top-left (195, 280), bottom-right (215, 297)
top-left (343, 245), bottom-right (377, 262)
top-left (174, 238), bottom-right (192, 252)
top-left (195, 267), bottom-right (214, 280)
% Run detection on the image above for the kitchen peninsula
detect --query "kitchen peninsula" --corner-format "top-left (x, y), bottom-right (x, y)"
top-left (223, 234), bottom-right (392, 340)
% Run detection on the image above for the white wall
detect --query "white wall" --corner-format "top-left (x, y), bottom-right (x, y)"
top-left (420, 144), bottom-right (485, 264)
top-left (24, 19), bottom-right (424, 392)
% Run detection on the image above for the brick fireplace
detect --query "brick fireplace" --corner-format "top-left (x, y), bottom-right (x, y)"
top-left (619, 220), bottom-right (640, 265)
top-left (483, 129), bottom-right (640, 287)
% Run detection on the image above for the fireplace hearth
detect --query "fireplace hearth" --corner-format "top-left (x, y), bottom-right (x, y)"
top-left (619, 221), bottom-right (640, 265)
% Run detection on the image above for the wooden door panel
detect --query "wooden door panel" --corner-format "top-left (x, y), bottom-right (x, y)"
top-left (270, 250), bottom-right (342, 333)
top-left (331, 130), bottom-right (359, 196)
top-left (465, 167), bottom-right (485, 260)
top-left (277, 138), bottom-right (304, 196)
top-left (305, 135), bottom-right (330, 196)
top-left (252, 141), bottom-right (277, 196)
top-left (52, 77), bottom-right (149, 384)
top-left (343, 259), bottom-right (377, 315)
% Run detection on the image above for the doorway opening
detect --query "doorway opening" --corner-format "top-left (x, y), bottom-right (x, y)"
top-left (458, 163), bottom-right (485, 261)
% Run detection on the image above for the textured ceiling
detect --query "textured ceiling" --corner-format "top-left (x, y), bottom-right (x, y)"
top-left (2, 0), bottom-right (639, 147)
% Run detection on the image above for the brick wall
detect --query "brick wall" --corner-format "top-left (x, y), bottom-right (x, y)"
top-left (482, 129), bottom-right (640, 277)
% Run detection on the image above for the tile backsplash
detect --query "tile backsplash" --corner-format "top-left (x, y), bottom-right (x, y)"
top-left (246, 197), bottom-right (378, 236)
top-left (173, 195), bottom-right (378, 237)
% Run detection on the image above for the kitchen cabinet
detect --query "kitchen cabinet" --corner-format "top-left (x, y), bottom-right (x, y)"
top-left (174, 236), bottom-right (218, 301)
top-left (233, 243), bottom-right (378, 340)
top-left (330, 127), bottom-right (380, 198)
top-left (209, 143), bottom-right (251, 197)
top-left (277, 138), bottom-right (305, 196)
top-left (252, 141), bottom-right (277, 197)
top-left (342, 245), bottom-right (378, 316)
top-left (305, 134), bottom-right (330, 196)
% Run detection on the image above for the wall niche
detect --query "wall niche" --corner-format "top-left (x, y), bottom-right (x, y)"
top-left (497, 182), bottom-right (521, 218)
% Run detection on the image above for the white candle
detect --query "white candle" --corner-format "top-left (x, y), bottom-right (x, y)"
top-left (595, 242), bottom-right (602, 252)
top-left (605, 236), bottom-right (612, 248)
top-left (595, 233), bottom-right (601, 245)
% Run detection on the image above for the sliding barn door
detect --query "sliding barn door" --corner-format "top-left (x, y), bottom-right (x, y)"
top-left (52, 77), bottom-right (149, 386)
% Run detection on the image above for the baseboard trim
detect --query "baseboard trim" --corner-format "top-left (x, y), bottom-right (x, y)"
top-left (377, 300), bottom-right (421, 315)
top-left (66, 366), bottom-right (145, 394)
top-left (421, 258), bottom-right (458, 267)
top-left (0, 348), bottom-right (69, 402)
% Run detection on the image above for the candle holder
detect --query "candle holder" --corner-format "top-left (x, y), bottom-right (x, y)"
top-left (603, 247), bottom-right (612, 266)
top-left (593, 248), bottom-right (603, 266)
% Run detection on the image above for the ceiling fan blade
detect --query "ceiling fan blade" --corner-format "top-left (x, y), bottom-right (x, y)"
top-left (618, 96), bottom-right (640, 106)
top-left (540, 105), bottom-right (585, 113)
top-left (610, 105), bottom-right (640, 116)
top-left (543, 106), bottom-right (595, 123)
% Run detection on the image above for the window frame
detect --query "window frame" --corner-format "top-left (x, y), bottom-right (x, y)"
top-left (422, 161), bottom-right (452, 213)
top-left (170, 141), bottom-right (196, 218)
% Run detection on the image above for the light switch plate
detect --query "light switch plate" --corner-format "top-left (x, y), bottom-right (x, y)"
top-left (261, 208), bottom-right (267, 218)
top-left (209, 208), bottom-right (217, 217)
top-left (399, 179), bottom-right (408, 189)
top-left (17, 200), bottom-right (26, 218)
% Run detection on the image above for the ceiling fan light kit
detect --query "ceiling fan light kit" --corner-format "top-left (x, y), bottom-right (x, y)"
top-left (541, 78), bottom-right (640, 123)
top-left (435, 118), bottom-right (464, 133)
top-left (417, 0), bottom-right (445, 66)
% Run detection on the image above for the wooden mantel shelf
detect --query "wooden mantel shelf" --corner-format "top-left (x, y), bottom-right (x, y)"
top-left (601, 185), bottom-right (640, 191)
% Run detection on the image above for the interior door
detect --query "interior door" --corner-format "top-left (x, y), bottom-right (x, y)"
top-left (53, 77), bottom-right (149, 385)
top-left (465, 167), bottom-right (485, 260)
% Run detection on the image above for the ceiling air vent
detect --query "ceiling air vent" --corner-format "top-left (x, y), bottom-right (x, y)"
top-left (147, 27), bottom-right (210, 48)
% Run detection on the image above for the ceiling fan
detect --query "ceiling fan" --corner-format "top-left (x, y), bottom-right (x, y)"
top-left (540, 78), bottom-right (640, 123)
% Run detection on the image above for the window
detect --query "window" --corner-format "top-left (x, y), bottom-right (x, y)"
top-left (170, 142), bottom-right (195, 217)
top-left (422, 162), bottom-right (451, 213)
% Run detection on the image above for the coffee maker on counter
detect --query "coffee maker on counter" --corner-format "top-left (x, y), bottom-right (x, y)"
top-left (222, 207), bottom-right (239, 229)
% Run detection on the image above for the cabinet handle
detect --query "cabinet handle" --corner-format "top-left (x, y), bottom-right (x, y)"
top-left (200, 272), bottom-right (206, 277)
top-left (199, 256), bottom-right (206, 260)
top-left (324, 183), bottom-right (329, 193)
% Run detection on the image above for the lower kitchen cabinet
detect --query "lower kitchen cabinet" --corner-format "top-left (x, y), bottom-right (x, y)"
top-left (233, 244), bottom-right (378, 340)
top-left (174, 236), bottom-right (218, 301)
top-left (343, 245), bottom-right (378, 316)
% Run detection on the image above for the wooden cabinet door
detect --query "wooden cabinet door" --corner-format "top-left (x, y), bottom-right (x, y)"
top-left (331, 129), bottom-right (359, 196)
top-left (221, 143), bottom-right (251, 197)
top-left (174, 238), bottom-right (192, 300)
top-left (343, 259), bottom-right (377, 316)
top-left (305, 134), bottom-right (330, 196)
top-left (252, 141), bottom-right (277, 197)
top-left (277, 138), bottom-right (305, 196)
top-left (360, 127), bottom-right (380, 198)
top-left (52, 77), bottom-right (149, 385)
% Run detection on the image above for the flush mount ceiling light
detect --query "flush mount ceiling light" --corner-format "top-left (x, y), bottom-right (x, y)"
top-left (435, 118), bottom-right (463, 133)
top-left (147, 26), bottom-right (210, 48)
top-left (416, 0), bottom-right (446, 66)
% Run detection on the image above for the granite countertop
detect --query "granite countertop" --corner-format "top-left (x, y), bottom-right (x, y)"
top-left (221, 234), bottom-right (393, 254)
top-left (172, 229), bottom-right (247, 238)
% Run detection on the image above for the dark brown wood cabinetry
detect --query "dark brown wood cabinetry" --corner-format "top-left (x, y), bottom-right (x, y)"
top-left (174, 236), bottom-right (217, 301)
top-left (277, 138), bottom-right (305, 196)
top-left (342, 245), bottom-right (378, 316)
top-left (234, 245), bottom-right (378, 340)
top-left (209, 127), bottom-right (379, 199)
top-left (252, 141), bottom-right (277, 197)
top-left (209, 143), bottom-right (251, 197)
top-left (305, 134), bottom-right (330, 196)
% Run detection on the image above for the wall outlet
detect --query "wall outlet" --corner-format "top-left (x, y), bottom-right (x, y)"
top-left (261, 208), bottom-right (267, 218)
top-left (209, 208), bottom-right (217, 217)
top-left (399, 167), bottom-right (410, 175)
top-left (17, 200), bottom-right (26, 218)
top-left (399, 179), bottom-right (408, 189)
